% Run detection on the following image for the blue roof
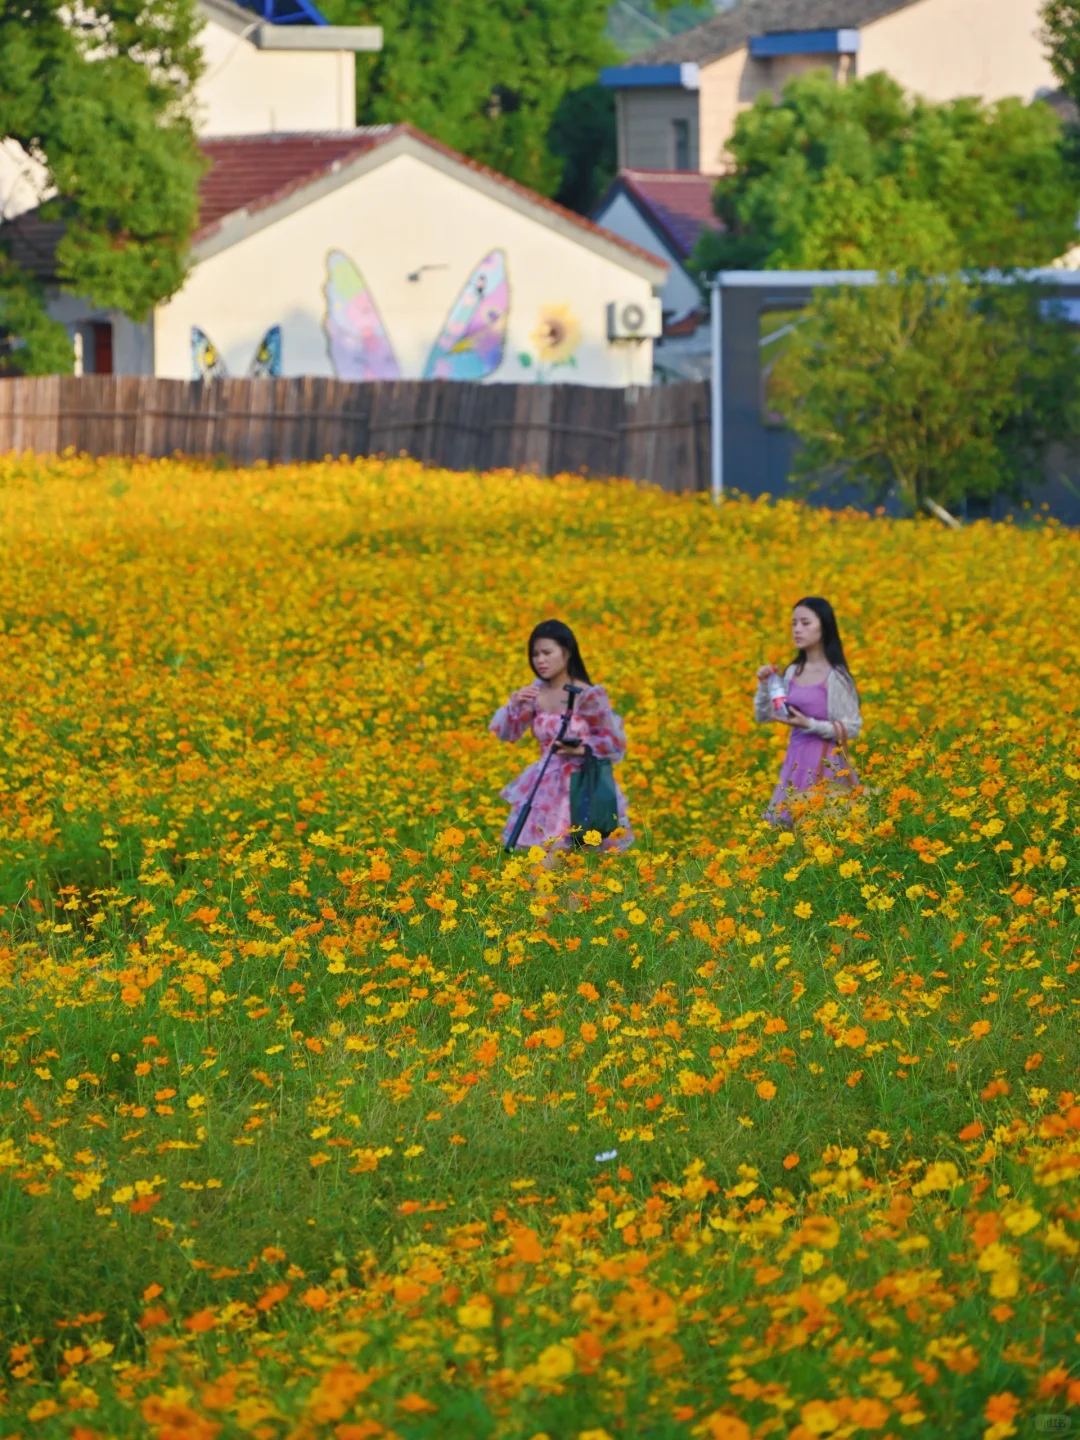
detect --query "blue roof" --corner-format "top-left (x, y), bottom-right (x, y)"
top-left (599, 62), bottom-right (700, 90)
top-left (749, 27), bottom-right (860, 56)
top-left (233, 0), bottom-right (328, 24)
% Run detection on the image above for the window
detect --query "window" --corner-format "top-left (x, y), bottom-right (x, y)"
top-left (672, 119), bottom-right (691, 172)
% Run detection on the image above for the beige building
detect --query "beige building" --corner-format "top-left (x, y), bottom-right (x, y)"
top-left (601, 0), bottom-right (1058, 176)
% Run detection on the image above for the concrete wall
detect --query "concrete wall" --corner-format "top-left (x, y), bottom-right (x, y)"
top-left (616, 89), bottom-right (700, 171)
top-left (197, 14), bottom-right (356, 134)
top-left (154, 150), bottom-right (659, 386)
top-left (698, 48), bottom-right (773, 174)
top-left (46, 293), bottom-right (155, 376)
top-left (858, 0), bottom-right (1056, 103)
top-left (592, 191), bottom-right (701, 313)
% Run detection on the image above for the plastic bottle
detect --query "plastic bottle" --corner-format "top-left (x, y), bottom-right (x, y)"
top-left (766, 670), bottom-right (789, 717)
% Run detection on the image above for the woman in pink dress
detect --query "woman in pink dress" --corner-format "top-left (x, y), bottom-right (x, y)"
top-left (754, 597), bottom-right (863, 825)
top-left (491, 620), bottom-right (633, 852)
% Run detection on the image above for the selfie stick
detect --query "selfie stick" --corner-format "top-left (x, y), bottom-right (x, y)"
top-left (504, 684), bottom-right (583, 852)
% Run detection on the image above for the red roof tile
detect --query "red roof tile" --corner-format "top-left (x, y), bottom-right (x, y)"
top-left (195, 127), bottom-right (668, 272)
top-left (616, 170), bottom-right (722, 260)
top-left (196, 130), bottom-right (389, 238)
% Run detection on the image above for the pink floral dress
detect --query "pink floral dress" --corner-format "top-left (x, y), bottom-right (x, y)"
top-left (490, 681), bottom-right (633, 851)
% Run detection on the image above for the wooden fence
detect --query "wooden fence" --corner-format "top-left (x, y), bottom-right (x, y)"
top-left (0, 376), bottom-right (711, 493)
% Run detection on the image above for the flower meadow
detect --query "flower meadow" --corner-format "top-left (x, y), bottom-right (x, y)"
top-left (0, 452), bottom-right (1078, 1440)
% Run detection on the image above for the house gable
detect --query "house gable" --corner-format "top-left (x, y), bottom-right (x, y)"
top-left (193, 129), bottom-right (668, 285)
top-left (154, 140), bottom-right (668, 386)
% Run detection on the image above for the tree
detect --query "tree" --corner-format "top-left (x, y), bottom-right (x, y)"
top-left (0, 0), bottom-right (204, 375)
top-left (319, 0), bottom-right (616, 199)
top-left (1044, 0), bottom-right (1080, 111)
top-left (695, 70), bottom-right (1080, 273)
top-left (770, 277), bottom-right (1080, 514)
top-left (548, 82), bottom-right (616, 215)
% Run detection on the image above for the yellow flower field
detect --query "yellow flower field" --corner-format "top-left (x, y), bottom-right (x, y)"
top-left (0, 452), bottom-right (1077, 1440)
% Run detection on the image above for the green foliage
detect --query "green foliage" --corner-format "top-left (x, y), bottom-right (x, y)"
top-left (319, 0), bottom-right (617, 199)
top-left (549, 82), bottom-right (617, 215)
top-left (695, 70), bottom-right (1080, 273)
top-left (0, 0), bottom-right (205, 374)
top-left (0, 270), bottom-right (74, 377)
top-left (771, 278), bottom-right (1080, 513)
top-left (1044, 0), bottom-right (1080, 108)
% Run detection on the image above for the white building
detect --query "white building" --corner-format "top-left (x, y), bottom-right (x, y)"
top-left (7, 127), bottom-right (667, 386)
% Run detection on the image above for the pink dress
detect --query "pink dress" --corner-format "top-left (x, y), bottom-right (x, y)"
top-left (490, 682), bottom-right (633, 851)
top-left (767, 678), bottom-right (859, 824)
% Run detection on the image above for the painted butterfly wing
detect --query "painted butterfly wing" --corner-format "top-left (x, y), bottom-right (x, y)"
top-left (423, 250), bottom-right (508, 381)
top-left (192, 326), bottom-right (227, 381)
top-left (250, 325), bottom-right (282, 379)
top-left (323, 252), bottom-right (400, 381)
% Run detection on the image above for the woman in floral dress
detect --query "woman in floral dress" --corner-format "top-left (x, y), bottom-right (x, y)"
top-left (491, 619), bottom-right (633, 852)
top-left (754, 596), bottom-right (863, 825)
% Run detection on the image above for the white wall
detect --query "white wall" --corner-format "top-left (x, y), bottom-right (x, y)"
top-left (154, 150), bottom-right (660, 386)
top-left (0, 141), bottom-right (52, 221)
top-left (858, 0), bottom-right (1056, 103)
top-left (593, 191), bottom-right (701, 314)
top-left (197, 14), bottom-right (356, 134)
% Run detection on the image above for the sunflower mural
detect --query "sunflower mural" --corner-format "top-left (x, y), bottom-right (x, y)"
top-left (519, 301), bottom-right (581, 379)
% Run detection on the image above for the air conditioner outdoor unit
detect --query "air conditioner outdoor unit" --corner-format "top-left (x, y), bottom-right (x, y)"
top-left (607, 297), bottom-right (663, 341)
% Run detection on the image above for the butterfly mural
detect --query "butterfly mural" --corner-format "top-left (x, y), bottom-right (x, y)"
top-left (191, 325), bottom-right (282, 381)
top-left (323, 250), bottom-right (509, 382)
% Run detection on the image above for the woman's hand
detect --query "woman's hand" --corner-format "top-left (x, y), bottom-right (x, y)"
top-left (511, 685), bottom-right (537, 708)
top-left (782, 705), bottom-right (813, 730)
top-left (553, 738), bottom-right (586, 756)
top-left (756, 664), bottom-right (775, 683)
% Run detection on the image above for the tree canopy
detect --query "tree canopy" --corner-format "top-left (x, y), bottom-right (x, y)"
top-left (320, 0), bottom-right (617, 203)
top-left (1044, 0), bottom-right (1080, 112)
top-left (695, 70), bottom-right (1080, 273)
top-left (771, 277), bottom-right (1080, 514)
top-left (0, 0), bottom-right (205, 375)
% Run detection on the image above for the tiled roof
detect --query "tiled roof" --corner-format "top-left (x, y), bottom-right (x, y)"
top-left (631, 0), bottom-right (917, 66)
top-left (196, 127), bottom-right (668, 272)
top-left (0, 212), bottom-right (66, 281)
top-left (615, 170), bottom-right (721, 259)
top-left (196, 129), bottom-right (390, 237)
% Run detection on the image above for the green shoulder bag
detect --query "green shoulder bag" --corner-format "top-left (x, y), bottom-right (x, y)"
top-left (570, 747), bottom-right (620, 840)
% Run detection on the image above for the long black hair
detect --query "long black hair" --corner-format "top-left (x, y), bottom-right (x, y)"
top-left (528, 619), bottom-right (592, 685)
top-left (790, 596), bottom-right (857, 691)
